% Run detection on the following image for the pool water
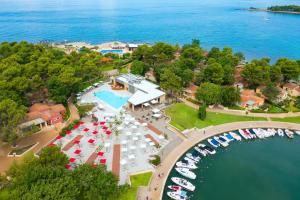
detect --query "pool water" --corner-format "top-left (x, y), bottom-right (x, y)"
top-left (94, 90), bottom-right (128, 109)
top-left (100, 49), bottom-right (124, 54)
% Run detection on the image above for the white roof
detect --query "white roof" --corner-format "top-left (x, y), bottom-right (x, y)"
top-left (128, 89), bottom-right (164, 106)
top-left (128, 44), bottom-right (138, 48)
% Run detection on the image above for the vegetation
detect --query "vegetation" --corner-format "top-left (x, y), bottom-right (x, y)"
top-left (268, 5), bottom-right (300, 13)
top-left (166, 103), bottom-right (267, 130)
top-left (198, 103), bottom-right (207, 120)
top-left (119, 172), bottom-right (152, 200)
top-left (271, 116), bottom-right (300, 124)
top-left (149, 155), bottom-right (161, 166)
top-left (60, 119), bottom-right (80, 136)
top-left (8, 143), bottom-right (36, 155)
top-left (76, 104), bottom-right (95, 117)
top-left (0, 146), bottom-right (125, 200)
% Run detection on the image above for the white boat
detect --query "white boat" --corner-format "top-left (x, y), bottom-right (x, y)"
top-left (194, 146), bottom-right (207, 156)
top-left (167, 191), bottom-right (188, 200)
top-left (295, 130), bottom-right (300, 136)
top-left (239, 129), bottom-right (249, 140)
top-left (277, 129), bottom-right (284, 137)
top-left (184, 156), bottom-right (197, 164)
top-left (175, 167), bottom-right (196, 179)
top-left (176, 161), bottom-right (198, 169)
top-left (284, 129), bottom-right (294, 139)
top-left (198, 143), bottom-right (216, 155)
top-left (253, 128), bottom-right (264, 139)
top-left (168, 185), bottom-right (182, 191)
top-left (207, 138), bottom-right (220, 148)
top-left (223, 133), bottom-right (234, 142)
top-left (229, 132), bottom-right (242, 141)
top-left (186, 152), bottom-right (201, 162)
top-left (246, 129), bottom-right (256, 138)
top-left (214, 136), bottom-right (229, 147)
top-left (171, 177), bottom-right (195, 191)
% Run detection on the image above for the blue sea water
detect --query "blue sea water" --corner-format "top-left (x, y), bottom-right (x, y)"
top-left (94, 90), bottom-right (128, 109)
top-left (0, 0), bottom-right (300, 61)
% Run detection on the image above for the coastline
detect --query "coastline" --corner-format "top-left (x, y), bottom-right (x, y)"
top-left (248, 8), bottom-right (300, 15)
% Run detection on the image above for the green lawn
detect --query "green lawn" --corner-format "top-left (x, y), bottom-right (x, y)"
top-left (0, 189), bottom-right (10, 200)
top-left (271, 117), bottom-right (300, 124)
top-left (119, 172), bottom-right (152, 200)
top-left (165, 103), bottom-right (267, 131)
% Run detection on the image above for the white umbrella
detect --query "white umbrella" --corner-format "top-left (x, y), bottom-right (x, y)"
top-left (152, 113), bottom-right (162, 118)
top-left (126, 132), bottom-right (132, 137)
top-left (145, 138), bottom-right (152, 143)
top-left (151, 99), bottom-right (158, 104)
top-left (149, 142), bottom-right (155, 146)
top-left (158, 135), bottom-right (165, 140)
top-left (128, 154), bottom-right (135, 160)
top-left (129, 146), bottom-right (136, 151)
top-left (133, 137), bottom-right (138, 142)
top-left (121, 148), bottom-right (128, 152)
top-left (143, 102), bottom-right (150, 107)
top-left (152, 108), bottom-right (160, 113)
top-left (117, 126), bottom-right (123, 131)
top-left (120, 159), bottom-right (127, 165)
top-left (131, 125), bottom-right (137, 129)
top-left (134, 121), bottom-right (140, 126)
top-left (121, 140), bottom-right (128, 145)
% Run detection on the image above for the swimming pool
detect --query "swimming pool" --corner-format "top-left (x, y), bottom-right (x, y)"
top-left (100, 49), bottom-right (123, 54)
top-left (94, 90), bottom-right (128, 109)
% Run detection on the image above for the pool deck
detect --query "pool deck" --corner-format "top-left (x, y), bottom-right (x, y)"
top-left (145, 121), bottom-right (300, 200)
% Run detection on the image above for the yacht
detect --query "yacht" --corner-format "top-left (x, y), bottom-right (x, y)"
top-left (252, 128), bottom-right (264, 139)
top-left (175, 167), bottom-right (197, 179)
top-left (171, 177), bottom-right (195, 191)
top-left (243, 129), bottom-right (253, 139)
top-left (167, 191), bottom-right (188, 200)
top-left (295, 130), bottom-right (300, 136)
top-left (198, 143), bottom-right (216, 155)
top-left (284, 129), bottom-right (294, 139)
top-left (229, 132), bottom-right (242, 141)
top-left (214, 136), bottom-right (229, 147)
top-left (168, 185), bottom-right (182, 191)
top-left (194, 146), bottom-right (207, 156)
top-left (184, 157), bottom-right (198, 164)
top-left (239, 129), bottom-right (249, 140)
top-left (223, 133), bottom-right (234, 142)
top-left (176, 161), bottom-right (198, 169)
top-left (246, 129), bottom-right (256, 138)
top-left (207, 138), bottom-right (220, 148)
top-left (186, 152), bottom-right (201, 162)
top-left (277, 129), bottom-right (284, 137)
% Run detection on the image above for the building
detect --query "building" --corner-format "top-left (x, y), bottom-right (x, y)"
top-left (127, 44), bottom-right (139, 52)
top-left (240, 89), bottom-right (265, 109)
top-left (283, 83), bottom-right (300, 97)
top-left (112, 74), bottom-right (166, 110)
top-left (19, 103), bottom-right (66, 129)
top-left (184, 84), bottom-right (198, 99)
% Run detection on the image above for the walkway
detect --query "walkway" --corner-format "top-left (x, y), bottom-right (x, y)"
top-left (145, 121), bottom-right (300, 200)
top-left (0, 101), bottom-right (80, 174)
top-left (180, 98), bottom-right (300, 118)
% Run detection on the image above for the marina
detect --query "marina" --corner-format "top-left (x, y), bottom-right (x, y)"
top-left (163, 128), bottom-right (300, 200)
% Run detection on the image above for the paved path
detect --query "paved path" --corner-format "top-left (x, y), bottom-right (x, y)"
top-left (0, 101), bottom-right (80, 174)
top-left (181, 98), bottom-right (300, 118)
top-left (145, 121), bottom-right (300, 200)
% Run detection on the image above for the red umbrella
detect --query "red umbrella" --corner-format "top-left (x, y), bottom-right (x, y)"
top-left (106, 131), bottom-right (112, 135)
top-left (92, 131), bottom-right (99, 135)
top-left (73, 140), bottom-right (80, 144)
top-left (47, 143), bottom-right (55, 147)
top-left (74, 149), bottom-right (81, 154)
top-left (83, 128), bottom-right (90, 132)
top-left (99, 121), bottom-right (105, 125)
top-left (66, 130), bottom-right (72, 135)
top-left (66, 164), bottom-right (71, 169)
top-left (69, 158), bottom-right (76, 163)
top-left (93, 122), bottom-right (99, 126)
top-left (73, 124), bottom-right (80, 129)
top-left (79, 121), bottom-right (85, 125)
top-left (100, 159), bottom-right (106, 165)
top-left (102, 126), bottom-right (108, 130)
top-left (97, 152), bottom-right (104, 157)
top-left (56, 135), bottom-right (62, 140)
top-left (88, 139), bottom-right (95, 144)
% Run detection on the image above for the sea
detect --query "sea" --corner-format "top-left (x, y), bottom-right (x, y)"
top-left (0, 0), bottom-right (300, 61)
top-left (162, 134), bottom-right (300, 200)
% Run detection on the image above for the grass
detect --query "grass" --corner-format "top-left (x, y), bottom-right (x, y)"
top-left (119, 67), bottom-right (128, 74)
top-left (101, 65), bottom-right (115, 71)
top-left (0, 189), bottom-right (10, 200)
top-left (165, 103), bottom-right (267, 131)
top-left (119, 172), bottom-right (153, 200)
top-left (9, 143), bottom-right (36, 155)
top-left (271, 117), bottom-right (300, 124)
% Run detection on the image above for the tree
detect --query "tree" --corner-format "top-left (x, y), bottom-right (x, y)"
top-left (270, 65), bottom-right (282, 83)
top-left (262, 84), bottom-right (280, 102)
top-left (203, 62), bottom-right (224, 85)
top-left (181, 69), bottom-right (193, 87)
top-left (196, 82), bottom-right (221, 105)
top-left (198, 104), bottom-right (207, 120)
top-left (220, 86), bottom-right (240, 106)
top-left (160, 68), bottom-right (182, 100)
top-left (222, 65), bottom-right (235, 85)
top-left (241, 61), bottom-right (270, 89)
top-left (275, 58), bottom-right (300, 82)
top-left (181, 47), bottom-right (203, 62)
top-left (130, 60), bottom-right (147, 75)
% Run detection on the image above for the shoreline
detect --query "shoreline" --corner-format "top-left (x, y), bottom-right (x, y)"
top-left (248, 8), bottom-right (300, 15)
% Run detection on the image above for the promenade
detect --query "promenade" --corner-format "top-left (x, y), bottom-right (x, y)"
top-left (145, 121), bottom-right (300, 200)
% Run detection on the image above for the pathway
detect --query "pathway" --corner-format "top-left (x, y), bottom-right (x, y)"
top-left (0, 101), bottom-right (80, 174)
top-left (144, 121), bottom-right (300, 200)
top-left (180, 98), bottom-right (300, 118)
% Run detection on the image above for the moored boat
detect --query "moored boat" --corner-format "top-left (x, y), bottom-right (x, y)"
top-left (168, 185), bottom-right (182, 191)
top-left (194, 146), bottom-right (207, 156)
top-left (229, 132), bottom-right (242, 141)
top-left (224, 133), bottom-right (234, 142)
top-left (175, 167), bottom-right (197, 179)
top-left (214, 136), bottom-right (229, 147)
top-left (284, 129), bottom-right (294, 139)
top-left (199, 143), bottom-right (216, 155)
top-left (207, 138), bottom-right (220, 148)
top-left (176, 161), bottom-right (198, 169)
top-left (184, 156), bottom-right (198, 164)
top-left (295, 130), bottom-right (300, 136)
top-left (167, 191), bottom-right (188, 200)
top-left (186, 152), bottom-right (201, 162)
top-left (277, 129), bottom-right (284, 137)
top-left (171, 177), bottom-right (195, 191)
top-left (239, 129), bottom-right (249, 140)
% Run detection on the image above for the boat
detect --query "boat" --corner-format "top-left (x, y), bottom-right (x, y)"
top-left (176, 161), bottom-right (198, 169)
top-left (186, 152), bottom-right (201, 162)
top-left (175, 167), bottom-right (196, 179)
top-left (171, 177), bottom-right (195, 191)
top-left (295, 130), bottom-right (300, 136)
top-left (229, 132), bottom-right (242, 141)
top-left (239, 129), bottom-right (249, 140)
top-left (246, 129), bottom-right (256, 138)
top-left (243, 129), bottom-right (253, 139)
top-left (214, 136), bottom-right (229, 147)
top-left (168, 185), bottom-right (182, 191)
top-left (167, 191), bottom-right (188, 200)
top-left (284, 129), bottom-right (294, 139)
top-left (194, 146), bottom-right (207, 156)
top-left (224, 133), bottom-right (234, 142)
top-left (252, 128), bottom-right (264, 139)
top-left (277, 129), bottom-right (284, 137)
top-left (198, 143), bottom-right (216, 155)
top-left (184, 156), bottom-right (197, 164)
top-left (207, 138), bottom-right (220, 148)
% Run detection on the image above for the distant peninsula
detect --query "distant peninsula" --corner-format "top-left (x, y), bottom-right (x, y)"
top-left (249, 5), bottom-right (300, 15)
